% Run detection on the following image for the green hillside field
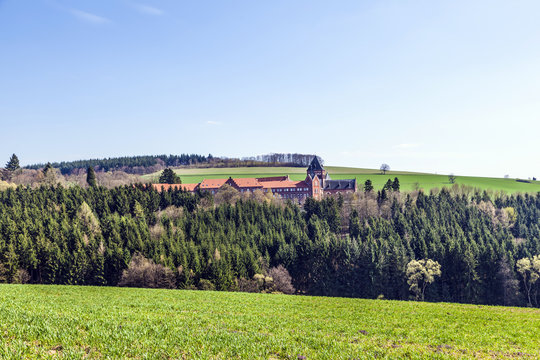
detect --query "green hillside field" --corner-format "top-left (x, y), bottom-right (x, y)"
top-left (143, 166), bottom-right (540, 194)
top-left (0, 285), bottom-right (538, 359)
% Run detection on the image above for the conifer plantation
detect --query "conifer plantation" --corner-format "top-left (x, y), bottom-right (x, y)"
top-left (0, 184), bottom-right (539, 307)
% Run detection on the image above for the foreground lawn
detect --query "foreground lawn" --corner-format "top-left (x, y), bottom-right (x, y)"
top-left (143, 166), bottom-right (540, 193)
top-left (0, 285), bottom-right (539, 359)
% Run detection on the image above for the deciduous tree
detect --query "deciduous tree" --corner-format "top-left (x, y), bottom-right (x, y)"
top-left (406, 259), bottom-right (441, 301)
top-left (516, 255), bottom-right (540, 306)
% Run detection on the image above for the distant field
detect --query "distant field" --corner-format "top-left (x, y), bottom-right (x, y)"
top-left (0, 285), bottom-right (538, 359)
top-left (143, 166), bottom-right (540, 193)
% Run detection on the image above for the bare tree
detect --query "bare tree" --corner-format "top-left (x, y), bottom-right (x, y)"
top-left (267, 265), bottom-right (295, 294)
top-left (119, 253), bottom-right (176, 289)
top-left (496, 256), bottom-right (520, 306)
top-left (380, 164), bottom-right (390, 175)
top-left (214, 184), bottom-right (240, 205)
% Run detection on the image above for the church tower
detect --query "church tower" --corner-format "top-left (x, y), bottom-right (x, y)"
top-left (306, 156), bottom-right (326, 184)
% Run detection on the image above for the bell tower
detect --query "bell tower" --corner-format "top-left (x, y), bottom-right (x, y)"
top-left (306, 156), bottom-right (326, 187)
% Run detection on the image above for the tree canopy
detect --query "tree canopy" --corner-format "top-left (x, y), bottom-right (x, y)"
top-left (159, 168), bottom-right (182, 184)
top-left (0, 183), bottom-right (539, 307)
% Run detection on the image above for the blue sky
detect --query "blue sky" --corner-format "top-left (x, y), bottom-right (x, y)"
top-left (1, 0), bottom-right (539, 178)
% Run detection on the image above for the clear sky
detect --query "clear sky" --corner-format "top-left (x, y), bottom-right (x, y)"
top-left (1, 0), bottom-right (539, 178)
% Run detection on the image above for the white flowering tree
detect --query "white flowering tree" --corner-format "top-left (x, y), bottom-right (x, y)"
top-left (406, 259), bottom-right (442, 301)
top-left (516, 255), bottom-right (540, 307)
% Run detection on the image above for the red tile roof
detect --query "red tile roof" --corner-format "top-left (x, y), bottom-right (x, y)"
top-left (257, 176), bottom-right (289, 182)
top-left (153, 177), bottom-right (311, 193)
top-left (199, 178), bottom-right (228, 189)
top-left (152, 183), bottom-right (198, 192)
top-left (260, 180), bottom-right (308, 189)
top-left (231, 178), bottom-right (263, 188)
top-left (179, 183), bottom-right (199, 191)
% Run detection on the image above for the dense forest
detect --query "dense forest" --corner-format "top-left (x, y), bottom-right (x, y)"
top-left (0, 183), bottom-right (539, 307)
top-left (25, 154), bottom-right (211, 175)
top-left (25, 153), bottom-right (319, 175)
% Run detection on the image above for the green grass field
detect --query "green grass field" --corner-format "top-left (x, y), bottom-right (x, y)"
top-left (143, 166), bottom-right (540, 193)
top-left (1, 285), bottom-right (539, 359)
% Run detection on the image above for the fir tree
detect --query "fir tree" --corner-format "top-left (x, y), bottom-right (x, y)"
top-left (87, 167), bottom-right (97, 187)
top-left (159, 168), bottom-right (181, 184)
top-left (392, 177), bottom-right (400, 192)
top-left (383, 179), bottom-right (393, 191)
top-left (364, 179), bottom-right (373, 192)
top-left (5, 154), bottom-right (20, 171)
top-left (43, 162), bottom-right (53, 176)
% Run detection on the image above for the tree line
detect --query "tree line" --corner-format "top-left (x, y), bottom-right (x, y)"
top-left (22, 153), bottom-right (322, 176)
top-left (25, 154), bottom-right (210, 175)
top-left (0, 181), bottom-right (539, 306)
top-left (244, 153), bottom-right (322, 167)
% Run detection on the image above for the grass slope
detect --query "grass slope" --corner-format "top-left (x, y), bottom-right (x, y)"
top-left (143, 166), bottom-right (540, 193)
top-left (1, 285), bottom-right (539, 359)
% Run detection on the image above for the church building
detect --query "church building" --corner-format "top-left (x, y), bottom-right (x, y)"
top-left (153, 157), bottom-right (357, 200)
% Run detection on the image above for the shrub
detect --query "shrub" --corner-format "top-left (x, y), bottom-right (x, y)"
top-left (0, 263), bottom-right (8, 283)
top-left (15, 269), bottom-right (31, 284)
top-left (118, 253), bottom-right (176, 289)
top-left (267, 265), bottom-right (295, 294)
top-left (198, 279), bottom-right (215, 291)
top-left (237, 277), bottom-right (261, 293)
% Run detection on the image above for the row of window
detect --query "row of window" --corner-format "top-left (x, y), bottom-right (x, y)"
top-left (214, 187), bottom-right (313, 194)
top-left (274, 194), bottom-right (307, 199)
top-left (240, 188), bottom-right (310, 193)
top-left (271, 187), bottom-right (309, 192)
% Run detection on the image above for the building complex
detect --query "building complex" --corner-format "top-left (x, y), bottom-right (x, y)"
top-left (153, 157), bottom-right (357, 200)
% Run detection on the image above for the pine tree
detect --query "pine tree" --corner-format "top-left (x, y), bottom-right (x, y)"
top-left (392, 177), bottom-right (400, 192)
top-left (87, 166), bottom-right (97, 187)
top-left (5, 154), bottom-right (20, 171)
top-left (159, 168), bottom-right (181, 184)
top-left (349, 209), bottom-right (360, 239)
top-left (364, 179), bottom-right (373, 192)
top-left (383, 179), bottom-right (393, 191)
top-left (43, 162), bottom-right (53, 175)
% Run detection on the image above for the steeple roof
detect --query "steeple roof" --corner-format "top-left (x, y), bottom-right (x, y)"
top-left (307, 156), bottom-right (324, 172)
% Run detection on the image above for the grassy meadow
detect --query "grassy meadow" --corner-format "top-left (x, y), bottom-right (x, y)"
top-left (143, 166), bottom-right (540, 194)
top-left (0, 285), bottom-right (539, 359)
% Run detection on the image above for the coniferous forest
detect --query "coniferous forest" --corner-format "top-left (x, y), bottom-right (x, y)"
top-left (0, 183), bottom-right (539, 307)
top-left (24, 153), bottom-right (318, 175)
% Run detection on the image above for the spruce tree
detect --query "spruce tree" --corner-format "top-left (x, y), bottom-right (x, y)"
top-left (392, 177), bottom-right (400, 192)
top-left (364, 179), bottom-right (373, 192)
top-left (159, 168), bottom-right (181, 184)
top-left (87, 166), bottom-right (97, 187)
top-left (383, 179), bottom-right (393, 191)
top-left (5, 154), bottom-right (20, 171)
top-left (43, 162), bottom-right (53, 176)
